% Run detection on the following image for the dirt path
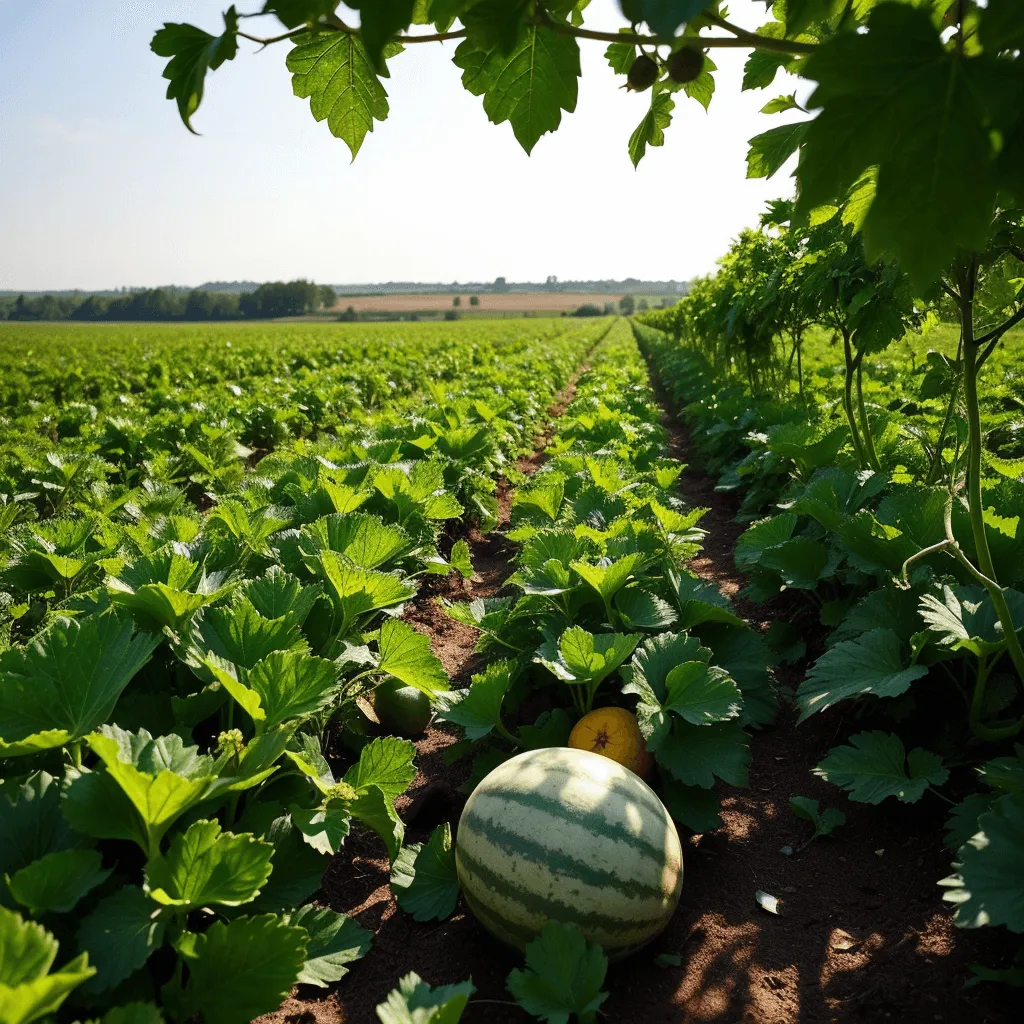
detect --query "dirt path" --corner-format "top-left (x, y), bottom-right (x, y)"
top-left (258, 359), bottom-right (1011, 1024)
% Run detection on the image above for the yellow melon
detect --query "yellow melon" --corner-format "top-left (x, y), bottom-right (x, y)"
top-left (568, 706), bottom-right (650, 778)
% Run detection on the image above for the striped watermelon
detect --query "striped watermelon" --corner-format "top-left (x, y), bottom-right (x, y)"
top-left (455, 746), bottom-right (683, 958)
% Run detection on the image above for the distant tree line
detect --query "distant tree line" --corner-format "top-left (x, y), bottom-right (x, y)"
top-left (1, 281), bottom-right (335, 322)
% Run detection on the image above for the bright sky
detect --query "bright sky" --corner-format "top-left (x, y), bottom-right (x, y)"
top-left (0, 1), bottom-right (803, 291)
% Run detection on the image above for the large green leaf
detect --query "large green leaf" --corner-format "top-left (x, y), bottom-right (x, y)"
top-left (941, 792), bottom-right (1024, 933)
top-left (344, 736), bottom-right (417, 799)
top-left (919, 585), bottom-right (1024, 658)
top-left (629, 90), bottom-right (674, 168)
top-left (0, 613), bottom-right (158, 757)
top-left (0, 906), bottom-right (95, 1024)
top-left (653, 720), bottom-right (751, 789)
top-left (797, 3), bottom-right (1006, 287)
top-left (151, 7), bottom-right (239, 132)
top-left (287, 32), bottom-right (401, 160)
top-left (571, 553), bottom-right (643, 603)
top-left (359, 0), bottom-right (415, 70)
top-left (301, 513), bottom-right (414, 570)
top-left (311, 555), bottom-right (416, 632)
top-left (376, 971), bottom-right (475, 1024)
top-left (288, 905), bottom-right (372, 987)
top-left (506, 921), bottom-right (608, 1024)
top-left (796, 628), bottom-right (928, 721)
top-left (0, 773), bottom-right (83, 883)
top-left (189, 598), bottom-right (309, 670)
top-left (664, 661), bottom-right (742, 726)
top-left (175, 914), bottom-right (308, 1024)
top-left (535, 626), bottom-right (641, 686)
top-left (455, 24), bottom-right (580, 154)
top-left (746, 121), bottom-right (807, 179)
top-left (349, 785), bottom-right (405, 863)
top-left (7, 850), bottom-right (111, 915)
top-left (434, 660), bottom-right (514, 740)
top-left (376, 619), bottom-right (450, 696)
top-left (814, 731), bottom-right (948, 804)
top-left (145, 819), bottom-right (274, 909)
top-left (389, 822), bottom-right (459, 922)
top-left (76, 886), bottom-right (167, 992)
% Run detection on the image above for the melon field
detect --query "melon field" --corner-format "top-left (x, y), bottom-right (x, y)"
top-left (1, 302), bottom-right (1022, 1024)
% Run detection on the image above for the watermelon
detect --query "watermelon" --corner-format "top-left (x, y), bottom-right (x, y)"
top-left (455, 746), bottom-right (683, 958)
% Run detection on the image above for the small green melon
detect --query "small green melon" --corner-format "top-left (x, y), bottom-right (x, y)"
top-left (373, 679), bottom-right (432, 737)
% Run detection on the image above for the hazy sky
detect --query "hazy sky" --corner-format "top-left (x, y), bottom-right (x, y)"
top-left (0, 1), bottom-right (803, 290)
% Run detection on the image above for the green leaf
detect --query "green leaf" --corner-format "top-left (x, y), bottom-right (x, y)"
top-left (742, 49), bottom-right (792, 91)
top-left (760, 93), bottom-right (799, 115)
top-left (605, 39), bottom-right (635, 75)
top-left (759, 537), bottom-right (833, 589)
top-left (815, 731), bottom-right (948, 804)
top-left (434, 660), bottom-right (514, 740)
top-left (76, 886), bottom-right (166, 993)
top-left (981, 0), bottom-right (1024, 53)
top-left (343, 736), bottom-right (417, 798)
top-left (537, 626), bottom-right (641, 686)
top-left (289, 803), bottom-right (351, 856)
top-left (390, 822), bottom-right (459, 922)
top-left (798, 3), bottom-right (1006, 288)
top-left (100, 1001), bottom-right (164, 1024)
top-left (248, 650), bottom-right (339, 728)
top-left (7, 850), bottom-right (111, 915)
top-left (734, 513), bottom-right (797, 567)
top-left (0, 772), bottom-right (83, 884)
top-left (349, 785), bottom-right (405, 863)
top-left (450, 539), bottom-right (473, 580)
top-left (614, 588), bottom-right (678, 630)
top-left (796, 628), bottom-right (929, 721)
top-left (151, 7), bottom-right (239, 132)
top-left (746, 122), bottom-right (807, 179)
top-left (919, 585), bottom-right (1024, 658)
top-left (629, 91), bottom-right (674, 168)
top-left (623, 631), bottom-right (707, 746)
top-left (789, 795), bottom-right (845, 840)
top-left (783, 0), bottom-right (842, 37)
top-left (664, 661), bottom-right (742, 725)
top-left (653, 719), bottom-right (751, 789)
top-left (189, 598), bottom-right (308, 670)
top-left (302, 513), bottom-right (414, 570)
top-left (311, 555), bottom-right (417, 633)
top-left (288, 905), bottom-right (372, 987)
top-left (263, 2), bottom-right (339, 30)
top-left (461, 0), bottom-right (531, 54)
top-left (0, 907), bottom-right (94, 1024)
top-left (287, 32), bottom-right (400, 160)
top-left (0, 613), bottom-right (158, 757)
top-left (506, 921), bottom-right (608, 1024)
top-left (454, 25), bottom-right (580, 154)
top-left (145, 819), bottom-right (274, 909)
top-left (76, 729), bottom-right (217, 853)
top-left (660, 779), bottom-right (723, 833)
top-left (360, 0), bottom-right (415, 71)
top-left (377, 619), bottom-right (450, 696)
top-left (239, 567), bottom-right (321, 628)
top-left (672, 573), bottom-right (743, 629)
top-left (627, 1), bottom-right (711, 37)
top-left (375, 971), bottom-right (475, 1024)
top-left (176, 914), bottom-right (308, 1024)
top-left (944, 793), bottom-right (997, 852)
top-left (942, 792), bottom-right (1024, 932)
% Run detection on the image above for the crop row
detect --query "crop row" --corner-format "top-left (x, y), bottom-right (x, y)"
top-left (633, 318), bottom-right (1024, 959)
top-left (0, 318), bottom-right (612, 1023)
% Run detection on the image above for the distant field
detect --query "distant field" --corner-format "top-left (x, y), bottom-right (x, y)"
top-left (331, 291), bottom-right (656, 314)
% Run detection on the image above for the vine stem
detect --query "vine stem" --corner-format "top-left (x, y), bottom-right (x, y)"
top-left (236, 10), bottom-right (817, 56)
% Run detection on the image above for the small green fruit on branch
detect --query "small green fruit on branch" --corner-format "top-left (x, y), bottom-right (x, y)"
top-left (626, 54), bottom-right (659, 91)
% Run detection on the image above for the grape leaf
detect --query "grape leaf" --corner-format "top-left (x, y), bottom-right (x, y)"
top-left (288, 32), bottom-right (402, 160)
top-left (746, 122), bottom-right (807, 180)
top-left (629, 91), bottom-right (674, 168)
top-left (506, 921), bottom-right (608, 1024)
top-left (814, 730), bottom-right (948, 804)
top-left (797, 3), bottom-right (1006, 287)
top-left (360, 0), bottom-right (416, 71)
top-left (151, 7), bottom-right (239, 132)
top-left (454, 25), bottom-right (580, 154)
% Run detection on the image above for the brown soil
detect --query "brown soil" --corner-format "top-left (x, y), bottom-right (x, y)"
top-left (256, 362), bottom-right (1013, 1024)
